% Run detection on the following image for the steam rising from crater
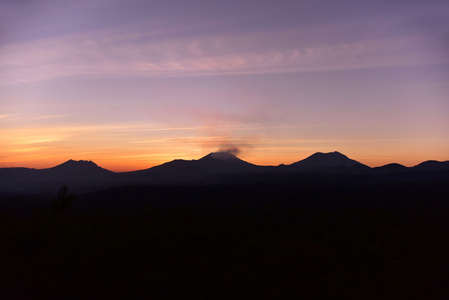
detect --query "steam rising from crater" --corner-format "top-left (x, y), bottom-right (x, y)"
top-left (218, 145), bottom-right (240, 156)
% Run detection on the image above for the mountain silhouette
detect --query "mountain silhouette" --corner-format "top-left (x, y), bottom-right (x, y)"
top-left (44, 159), bottom-right (114, 179)
top-left (1, 152), bottom-right (449, 194)
top-left (196, 152), bottom-right (260, 174)
top-left (0, 160), bottom-right (114, 193)
top-left (288, 151), bottom-right (369, 172)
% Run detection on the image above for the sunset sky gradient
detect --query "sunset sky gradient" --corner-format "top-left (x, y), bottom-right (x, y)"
top-left (1, 0), bottom-right (448, 171)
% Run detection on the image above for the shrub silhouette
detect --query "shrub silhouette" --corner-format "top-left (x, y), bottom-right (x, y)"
top-left (51, 185), bottom-right (76, 213)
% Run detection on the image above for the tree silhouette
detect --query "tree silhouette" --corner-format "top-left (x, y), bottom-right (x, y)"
top-left (51, 185), bottom-right (76, 213)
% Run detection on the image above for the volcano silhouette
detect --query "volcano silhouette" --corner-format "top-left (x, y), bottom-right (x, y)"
top-left (46, 160), bottom-right (114, 179)
top-left (196, 152), bottom-right (259, 174)
top-left (0, 160), bottom-right (114, 193)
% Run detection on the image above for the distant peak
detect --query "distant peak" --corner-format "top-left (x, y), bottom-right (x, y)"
top-left (309, 151), bottom-right (347, 158)
top-left (417, 160), bottom-right (440, 165)
top-left (203, 152), bottom-right (238, 160)
top-left (66, 159), bottom-right (94, 164)
top-left (290, 151), bottom-right (365, 169)
top-left (316, 151), bottom-right (344, 155)
top-left (59, 159), bottom-right (99, 168)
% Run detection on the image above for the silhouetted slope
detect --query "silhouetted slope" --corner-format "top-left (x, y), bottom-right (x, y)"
top-left (147, 159), bottom-right (194, 173)
top-left (0, 167), bottom-right (39, 181)
top-left (112, 159), bottom-right (200, 184)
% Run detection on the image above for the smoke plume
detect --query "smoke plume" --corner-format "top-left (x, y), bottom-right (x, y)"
top-left (218, 145), bottom-right (240, 156)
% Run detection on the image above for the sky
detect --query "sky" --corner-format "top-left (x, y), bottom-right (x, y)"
top-left (1, 0), bottom-right (448, 171)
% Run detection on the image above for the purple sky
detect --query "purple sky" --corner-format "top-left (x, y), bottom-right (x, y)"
top-left (1, 0), bottom-right (448, 171)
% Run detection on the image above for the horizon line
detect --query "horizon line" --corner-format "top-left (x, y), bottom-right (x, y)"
top-left (1, 150), bottom-right (447, 173)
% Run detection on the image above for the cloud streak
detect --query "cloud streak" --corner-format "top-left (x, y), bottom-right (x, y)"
top-left (1, 24), bottom-right (446, 85)
top-left (33, 114), bottom-right (68, 120)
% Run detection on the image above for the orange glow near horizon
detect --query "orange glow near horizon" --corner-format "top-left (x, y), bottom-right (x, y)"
top-left (2, 147), bottom-right (449, 172)
top-left (1, 121), bottom-right (448, 172)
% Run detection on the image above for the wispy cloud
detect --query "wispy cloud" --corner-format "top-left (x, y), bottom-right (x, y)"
top-left (1, 23), bottom-right (446, 85)
top-left (0, 114), bottom-right (16, 119)
top-left (33, 114), bottom-right (68, 120)
top-left (2, 122), bottom-right (308, 136)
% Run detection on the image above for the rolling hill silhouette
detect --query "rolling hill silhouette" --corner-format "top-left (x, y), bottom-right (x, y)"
top-left (287, 151), bottom-right (370, 173)
top-left (373, 163), bottom-right (408, 173)
top-left (411, 160), bottom-right (449, 171)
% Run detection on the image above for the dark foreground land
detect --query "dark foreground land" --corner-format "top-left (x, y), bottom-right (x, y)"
top-left (1, 181), bottom-right (449, 299)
